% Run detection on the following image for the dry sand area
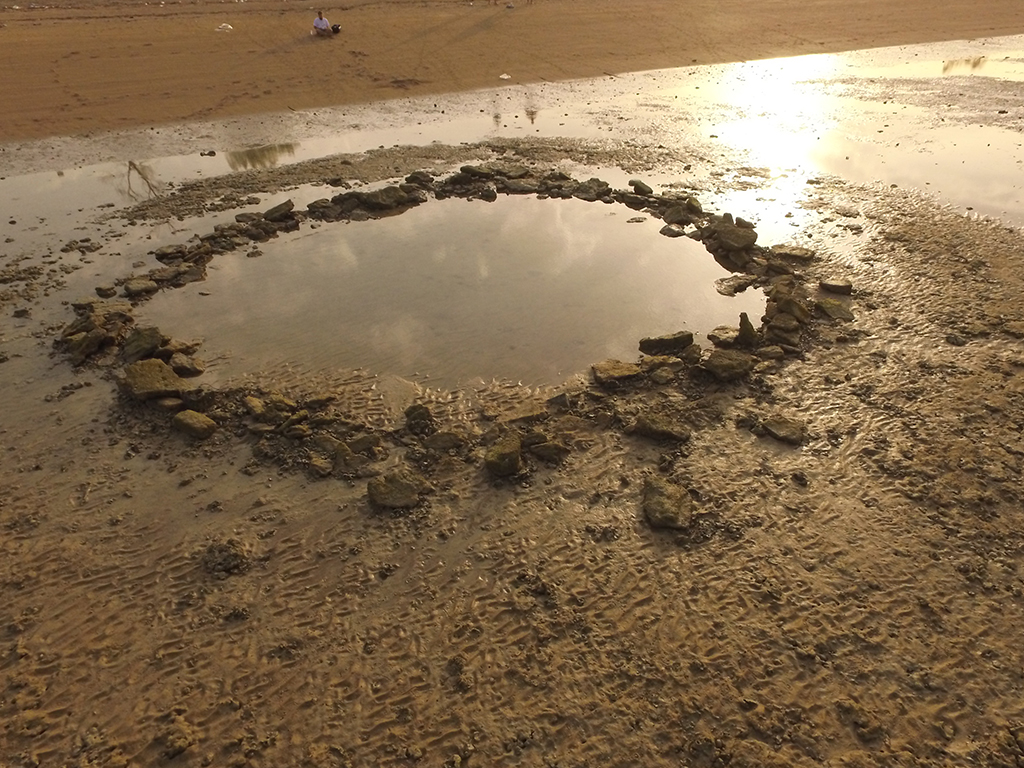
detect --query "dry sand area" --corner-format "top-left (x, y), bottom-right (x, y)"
top-left (4, 2), bottom-right (1024, 768)
top-left (4, 0), bottom-right (1024, 142)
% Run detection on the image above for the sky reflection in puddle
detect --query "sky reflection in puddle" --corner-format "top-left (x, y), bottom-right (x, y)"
top-left (138, 197), bottom-right (764, 389)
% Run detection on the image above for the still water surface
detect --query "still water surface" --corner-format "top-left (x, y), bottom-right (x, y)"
top-left (140, 196), bottom-right (764, 388)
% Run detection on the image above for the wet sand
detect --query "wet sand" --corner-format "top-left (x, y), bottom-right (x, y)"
top-left (3, 9), bottom-right (1024, 768)
top-left (3, 0), bottom-right (1024, 141)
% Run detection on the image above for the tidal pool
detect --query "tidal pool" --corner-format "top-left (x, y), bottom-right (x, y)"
top-left (138, 195), bottom-right (764, 389)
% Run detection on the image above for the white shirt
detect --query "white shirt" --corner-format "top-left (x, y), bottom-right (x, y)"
top-left (313, 16), bottom-right (330, 30)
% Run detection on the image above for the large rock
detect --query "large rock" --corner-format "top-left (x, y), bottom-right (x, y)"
top-left (765, 322), bottom-right (801, 348)
top-left (169, 353), bottom-right (205, 377)
top-left (123, 278), bottom-right (159, 297)
top-left (263, 199), bottom-right (295, 222)
top-left (707, 326), bottom-right (740, 349)
top-left (703, 349), bottom-right (758, 381)
top-left (662, 205), bottom-right (691, 226)
top-left (356, 186), bottom-right (416, 210)
top-left (367, 469), bottom-right (429, 509)
top-left (777, 296), bottom-right (813, 324)
top-left (737, 312), bottom-right (760, 348)
top-left (573, 177), bottom-right (612, 202)
top-left (816, 297), bottom-right (855, 321)
top-left (819, 278), bottom-right (854, 295)
top-left (638, 331), bottom-right (694, 357)
top-left (172, 410), bottom-right (218, 439)
top-left (121, 326), bottom-right (166, 363)
top-left (485, 434), bottom-right (523, 477)
top-left (642, 476), bottom-right (693, 530)
top-left (118, 359), bottom-right (192, 401)
top-left (628, 178), bottom-right (653, 195)
top-left (500, 178), bottom-right (541, 195)
top-left (66, 328), bottom-right (109, 365)
top-left (710, 220), bottom-right (758, 251)
top-left (405, 403), bottom-right (437, 436)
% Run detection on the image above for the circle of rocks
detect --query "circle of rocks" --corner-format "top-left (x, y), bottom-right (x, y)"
top-left (55, 161), bottom-right (857, 532)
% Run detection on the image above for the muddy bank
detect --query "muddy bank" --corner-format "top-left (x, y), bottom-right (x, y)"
top-left (2, 136), bottom-right (1024, 767)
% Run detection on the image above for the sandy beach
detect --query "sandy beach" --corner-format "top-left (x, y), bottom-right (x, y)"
top-left (3, 2), bottom-right (1024, 767)
top-left (3, 0), bottom-right (1024, 142)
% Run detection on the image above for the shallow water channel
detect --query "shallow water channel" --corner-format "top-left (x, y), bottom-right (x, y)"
top-left (138, 196), bottom-right (763, 389)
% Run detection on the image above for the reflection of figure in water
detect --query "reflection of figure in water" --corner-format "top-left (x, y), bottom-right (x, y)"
top-left (524, 89), bottom-right (538, 125)
top-left (126, 161), bottom-right (161, 200)
top-left (226, 143), bottom-right (298, 172)
top-left (942, 56), bottom-right (985, 74)
top-left (312, 10), bottom-right (340, 36)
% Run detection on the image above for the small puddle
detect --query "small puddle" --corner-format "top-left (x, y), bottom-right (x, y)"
top-left (138, 196), bottom-right (763, 389)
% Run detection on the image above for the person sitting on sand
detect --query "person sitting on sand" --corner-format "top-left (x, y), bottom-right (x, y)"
top-left (312, 11), bottom-right (339, 37)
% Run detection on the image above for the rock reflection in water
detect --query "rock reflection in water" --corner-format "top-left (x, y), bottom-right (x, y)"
top-left (140, 196), bottom-right (764, 388)
top-left (942, 56), bottom-right (986, 75)
top-left (226, 143), bottom-right (299, 171)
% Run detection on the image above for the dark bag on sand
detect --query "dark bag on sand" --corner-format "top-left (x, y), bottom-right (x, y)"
top-left (331, 23), bottom-right (340, 33)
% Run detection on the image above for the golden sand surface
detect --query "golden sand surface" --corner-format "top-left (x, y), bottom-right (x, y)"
top-left (3, 0), bottom-right (1024, 141)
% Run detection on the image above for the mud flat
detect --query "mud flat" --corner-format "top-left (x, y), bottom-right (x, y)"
top-left (2, 124), bottom-right (1024, 768)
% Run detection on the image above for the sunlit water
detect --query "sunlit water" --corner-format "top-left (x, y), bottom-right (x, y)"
top-left (4, 35), bottom-right (1024, 389)
top-left (137, 196), bottom-right (764, 388)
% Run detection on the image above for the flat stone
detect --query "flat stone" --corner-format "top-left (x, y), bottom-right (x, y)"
top-left (756, 345), bottom-right (786, 360)
top-left (715, 274), bottom-right (757, 296)
top-left (357, 185), bottom-right (416, 210)
top-left (703, 349), bottom-right (758, 381)
top-left (424, 431), bottom-right (466, 452)
top-left (762, 416), bottom-right (806, 445)
top-left (367, 469), bottom-right (429, 509)
top-left (527, 439), bottom-right (571, 465)
top-left (172, 409), bottom-right (218, 439)
top-left (118, 359), bottom-right (192, 401)
top-left (151, 397), bottom-right (185, 413)
top-left (638, 331), bottom-right (694, 356)
top-left (632, 412), bottom-right (691, 443)
top-left (819, 278), bottom-right (854, 295)
top-left (592, 359), bottom-right (643, 386)
top-left (707, 326), bottom-right (740, 349)
top-left (771, 244), bottom-right (816, 262)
